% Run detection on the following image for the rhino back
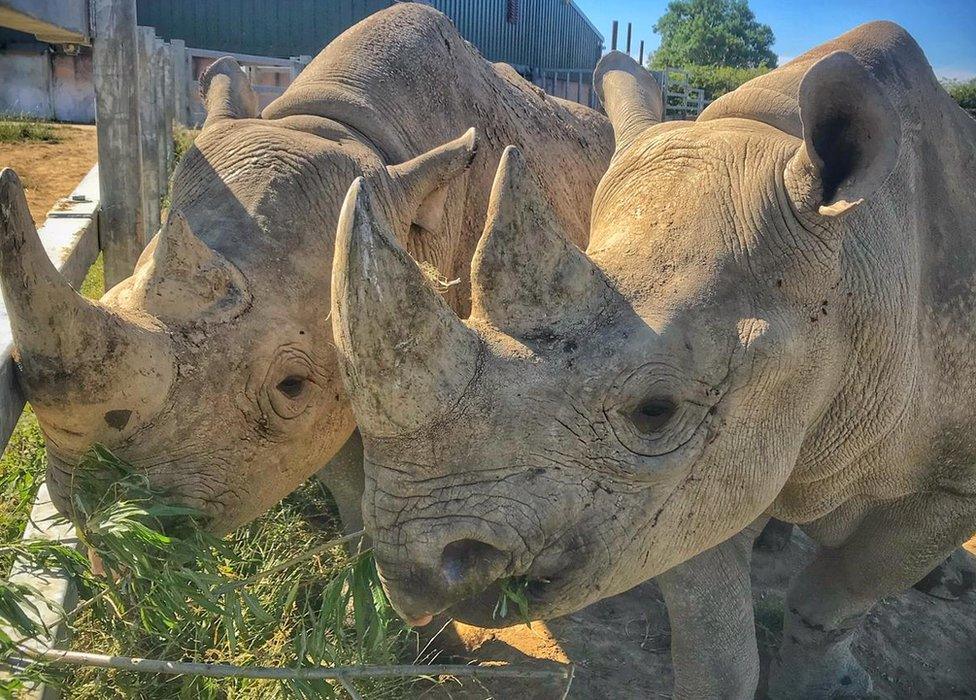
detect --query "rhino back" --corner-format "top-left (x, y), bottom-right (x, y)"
top-left (262, 3), bottom-right (613, 306)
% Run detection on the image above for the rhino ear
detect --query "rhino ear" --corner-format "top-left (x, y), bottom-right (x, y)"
top-left (387, 128), bottom-right (477, 234)
top-left (200, 57), bottom-right (258, 125)
top-left (786, 51), bottom-right (901, 218)
top-left (595, 51), bottom-right (664, 153)
top-left (470, 147), bottom-right (607, 339)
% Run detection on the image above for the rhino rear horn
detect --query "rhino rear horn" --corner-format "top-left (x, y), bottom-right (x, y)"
top-left (138, 212), bottom-right (251, 324)
top-left (0, 168), bottom-right (174, 435)
top-left (470, 147), bottom-right (608, 339)
top-left (387, 128), bottom-right (477, 234)
top-left (331, 177), bottom-right (481, 437)
top-left (200, 57), bottom-right (258, 125)
top-left (595, 51), bottom-right (664, 152)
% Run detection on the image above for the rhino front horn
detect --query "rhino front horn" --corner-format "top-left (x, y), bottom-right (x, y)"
top-left (0, 168), bottom-right (174, 446)
top-left (595, 51), bottom-right (664, 152)
top-left (331, 177), bottom-right (481, 437)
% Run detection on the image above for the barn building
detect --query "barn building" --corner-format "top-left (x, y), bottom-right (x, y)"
top-left (138, 0), bottom-right (604, 72)
top-left (0, 0), bottom-right (604, 123)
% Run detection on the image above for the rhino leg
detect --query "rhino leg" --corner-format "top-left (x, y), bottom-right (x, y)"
top-left (657, 518), bottom-right (765, 699)
top-left (316, 429), bottom-right (365, 535)
top-left (770, 492), bottom-right (976, 699)
top-left (754, 517), bottom-right (794, 553)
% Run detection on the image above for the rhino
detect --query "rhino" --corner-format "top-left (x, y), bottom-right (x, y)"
top-left (0, 4), bottom-right (612, 533)
top-left (331, 20), bottom-right (976, 698)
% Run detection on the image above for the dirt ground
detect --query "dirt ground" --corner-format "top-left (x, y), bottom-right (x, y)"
top-left (424, 534), bottom-right (976, 698)
top-left (0, 123), bottom-right (98, 225)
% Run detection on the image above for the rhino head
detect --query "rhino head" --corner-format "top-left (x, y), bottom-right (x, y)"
top-left (332, 48), bottom-right (904, 625)
top-left (0, 57), bottom-right (475, 532)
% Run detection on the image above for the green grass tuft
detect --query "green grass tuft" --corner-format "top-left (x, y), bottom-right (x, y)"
top-left (0, 119), bottom-right (60, 144)
top-left (1, 444), bottom-right (410, 699)
top-left (493, 576), bottom-right (532, 626)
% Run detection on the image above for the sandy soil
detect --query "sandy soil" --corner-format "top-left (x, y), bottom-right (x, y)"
top-left (0, 124), bottom-right (98, 225)
top-left (424, 533), bottom-right (976, 698)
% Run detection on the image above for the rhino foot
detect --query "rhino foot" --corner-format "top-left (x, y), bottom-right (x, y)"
top-left (911, 549), bottom-right (976, 601)
top-left (768, 639), bottom-right (873, 700)
top-left (753, 518), bottom-right (794, 553)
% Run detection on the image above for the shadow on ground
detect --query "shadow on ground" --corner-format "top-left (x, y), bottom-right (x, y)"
top-left (418, 532), bottom-right (976, 698)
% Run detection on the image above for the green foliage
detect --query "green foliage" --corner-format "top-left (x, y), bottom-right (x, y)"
top-left (493, 576), bottom-right (531, 626)
top-left (0, 446), bottom-right (410, 699)
top-left (0, 409), bottom-right (47, 575)
top-left (0, 119), bottom-right (59, 144)
top-left (172, 126), bottom-right (198, 166)
top-left (674, 63), bottom-right (771, 100)
top-left (941, 78), bottom-right (976, 110)
top-left (650, 0), bottom-right (777, 70)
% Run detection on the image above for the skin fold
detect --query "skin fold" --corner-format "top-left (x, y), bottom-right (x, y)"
top-left (0, 4), bottom-right (612, 533)
top-left (331, 21), bottom-right (976, 698)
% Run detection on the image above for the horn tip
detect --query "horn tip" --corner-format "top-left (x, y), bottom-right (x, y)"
top-left (337, 177), bottom-right (369, 251)
top-left (0, 167), bottom-right (25, 203)
top-left (498, 146), bottom-right (527, 185)
top-left (0, 167), bottom-right (31, 240)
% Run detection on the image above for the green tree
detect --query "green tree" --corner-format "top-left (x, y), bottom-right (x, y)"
top-left (942, 78), bottom-right (976, 111)
top-left (650, 0), bottom-right (777, 70)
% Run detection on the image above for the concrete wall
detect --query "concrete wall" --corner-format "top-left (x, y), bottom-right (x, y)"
top-left (0, 46), bottom-right (95, 122)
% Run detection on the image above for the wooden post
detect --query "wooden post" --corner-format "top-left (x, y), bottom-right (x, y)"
top-left (626, 22), bottom-right (632, 55)
top-left (289, 54), bottom-right (312, 81)
top-left (92, 0), bottom-right (145, 287)
top-left (152, 37), bottom-right (167, 197)
top-left (611, 21), bottom-right (618, 51)
top-left (170, 38), bottom-right (187, 126)
top-left (136, 26), bottom-right (160, 239)
top-left (162, 41), bottom-right (175, 170)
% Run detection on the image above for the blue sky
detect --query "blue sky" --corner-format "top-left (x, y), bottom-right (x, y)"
top-left (575, 0), bottom-right (976, 80)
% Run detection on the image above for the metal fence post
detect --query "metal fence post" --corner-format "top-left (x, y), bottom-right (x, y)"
top-left (136, 26), bottom-right (160, 240)
top-left (92, 0), bottom-right (145, 287)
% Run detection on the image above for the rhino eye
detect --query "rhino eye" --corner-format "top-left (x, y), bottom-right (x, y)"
top-left (276, 375), bottom-right (307, 399)
top-left (632, 398), bottom-right (677, 433)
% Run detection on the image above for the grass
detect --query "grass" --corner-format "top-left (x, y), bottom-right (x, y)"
top-left (493, 576), bottom-right (532, 626)
top-left (2, 444), bottom-right (412, 699)
top-left (62, 462), bottom-right (407, 699)
top-left (0, 119), bottom-right (60, 144)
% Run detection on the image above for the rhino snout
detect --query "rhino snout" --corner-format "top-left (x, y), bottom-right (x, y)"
top-left (373, 531), bottom-right (517, 625)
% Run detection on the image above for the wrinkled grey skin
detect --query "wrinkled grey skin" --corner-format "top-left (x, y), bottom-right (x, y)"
top-left (0, 4), bottom-right (610, 533)
top-left (332, 21), bottom-right (976, 698)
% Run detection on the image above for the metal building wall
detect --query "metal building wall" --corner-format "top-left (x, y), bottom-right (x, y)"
top-left (136, 0), bottom-right (392, 58)
top-left (137, 0), bottom-right (602, 70)
top-left (430, 0), bottom-right (602, 70)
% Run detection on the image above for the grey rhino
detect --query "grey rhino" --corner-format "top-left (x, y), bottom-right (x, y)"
top-left (331, 20), bottom-right (976, 698)
top-left (0, 4), bottom-right (612, 533)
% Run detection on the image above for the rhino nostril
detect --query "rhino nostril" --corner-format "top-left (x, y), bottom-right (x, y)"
top-left (440, 538), bottom-right (507, 587)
